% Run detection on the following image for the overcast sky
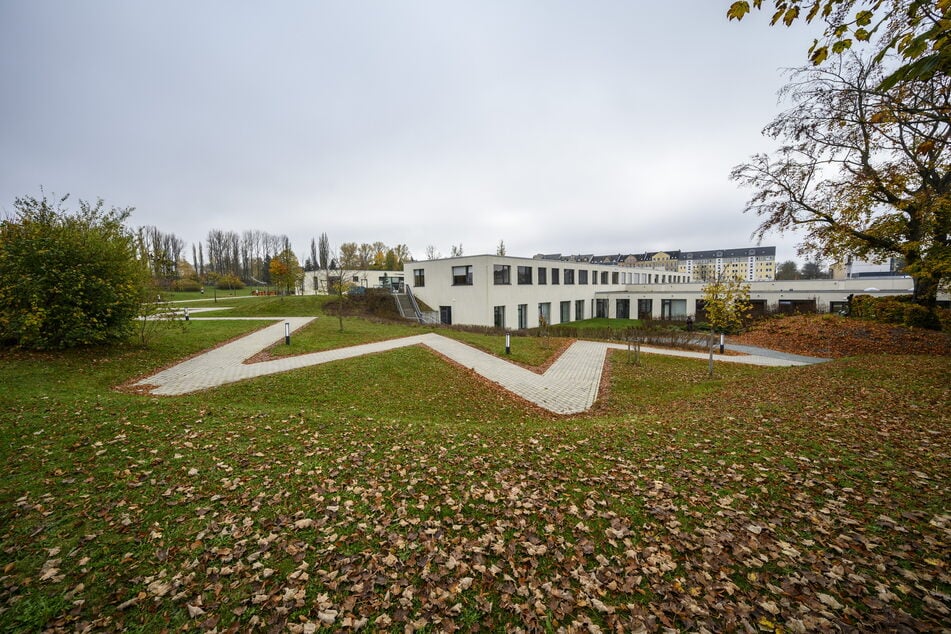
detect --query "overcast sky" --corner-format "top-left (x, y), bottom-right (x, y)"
top-left (1, 1), bottom-right (822, 264)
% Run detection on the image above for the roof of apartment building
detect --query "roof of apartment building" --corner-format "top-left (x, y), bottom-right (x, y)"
top-left (533, 247), bottom-right (777, 264)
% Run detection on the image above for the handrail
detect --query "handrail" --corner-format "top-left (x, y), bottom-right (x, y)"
top-left (406, 285), bottom-right (423, 323)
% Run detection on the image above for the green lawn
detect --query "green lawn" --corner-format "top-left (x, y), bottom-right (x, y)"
top-left (0, 314), bottom-right (948, 632)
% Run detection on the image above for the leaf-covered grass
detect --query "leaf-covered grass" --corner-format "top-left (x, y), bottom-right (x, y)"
top-left (553, 317), bottom-right (643, 331)
top-left (0, 317), bottom-right (948, 632)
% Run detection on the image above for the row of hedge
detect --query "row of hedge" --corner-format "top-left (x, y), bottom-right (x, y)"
top-left (168, 275), bottom-right (245, 292)
top-left (849, 294), bottom-right (944, 330)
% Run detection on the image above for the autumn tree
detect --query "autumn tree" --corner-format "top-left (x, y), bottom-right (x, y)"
top-left (269, 247), bottom-right (302, 296)
top-left (800, 260), bottom-right (829, 278)
top-left (776, 260), bottom-right (801, 279)
top-left (732, 52), bottom-right (949, 312)
top-left (0, 193), bottom-right (148, 349)
top-left (701, 274), bottom-right (752, 376)
top-left (727, 0), bottom-right (950, 87)
top-left (338, 242), bottom-right (359, 270)
top-left (318, 232), bottom-right (331, 271)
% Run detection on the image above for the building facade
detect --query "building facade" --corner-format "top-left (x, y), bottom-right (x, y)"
top-left (401, 254), bottom-right (941, 328)
top-left (302, 269), bottom-right (405, 294)
top-left (625, 247), bottom-right (777, 282)
top-left (407, 255), bottom-right (688, 329)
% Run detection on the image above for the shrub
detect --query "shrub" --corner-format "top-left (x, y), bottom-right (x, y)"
top-left (170, 278), bottom-right (202, 292)
top-left (849, 294), bottom-right (942, 330)
top-left (216, 274), bottom-right (245, 290)
top-left (0, 193), bottom-right (146, 349)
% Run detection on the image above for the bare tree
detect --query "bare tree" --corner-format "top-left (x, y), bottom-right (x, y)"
top-left (732, 53), bottom-right (950, 310)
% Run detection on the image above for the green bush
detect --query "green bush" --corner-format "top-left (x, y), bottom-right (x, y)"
top-left (170, 278), bottom-right (202, 292)
top-left (849, 294), bottom-right (942, 330)
top-left (216, 274), bottom-right (245, 290)
top-left (0, 193), bottom-right (146, 349)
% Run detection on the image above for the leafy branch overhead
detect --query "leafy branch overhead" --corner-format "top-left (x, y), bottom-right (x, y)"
top-left (727, 0), bottom-right (951, 86)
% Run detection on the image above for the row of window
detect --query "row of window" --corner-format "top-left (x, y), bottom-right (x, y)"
top-left (493, 299), bottom-right (598, 329)
top-left (412, 265), bottom-right (689, 288)
top-left (489, 298), bottom-right (695, 328)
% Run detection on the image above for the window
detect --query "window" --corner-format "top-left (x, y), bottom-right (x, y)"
top-left (452, 265), bottom-right (472, 286)
top-left (579, 270), bottom-right (588, 284)
top-left (616, 298), bottom-right (630, 319)
top-left (595, 299), bottom-right (608, 318)
top-left (601, 271), bottom-right (609, 284)
top-left (637, 298), bottom-right (653, 319)
top-left (517, 266), bottom-right (532, 285)
top-left (564, 269), bottom-right (575, 285)
top-left (493, 264), bottom-right (510, 285)
top-left (538, 302), bottom-right (551, 325)
top-left (551, 268), bottom-right (560, 284)
top-left (538, 267), bottom-right (547, 285)
top-left (413, 268), bottom-right (425, 287)
top-left (560, 301), bottom-right (570, 323)
top-left (517, 304), bottom-right (528, 329)
top-left (575, 300), bottom-right (585, 320)
top-left (611, 271), bottom-right (619, 284)
top-left (494, 305), bottom-right (506, 329)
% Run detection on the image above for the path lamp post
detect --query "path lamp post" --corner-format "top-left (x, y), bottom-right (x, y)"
top-left (505, 333), bottom-right (511, 355)
top-left (285, 322), bottom-right (291, 345)
top-left (184, 307), bottom-right (190, 322)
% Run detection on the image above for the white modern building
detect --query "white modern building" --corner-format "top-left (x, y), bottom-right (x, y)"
top-left (302, 269), bottom-right (405, 295)
top-left (403, 254), bottom-right (943, 328)
top-left (406, 254), bottom-right (688, 328)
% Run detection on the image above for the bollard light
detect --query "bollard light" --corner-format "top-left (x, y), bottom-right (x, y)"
top-left (285, 321), bottom-right (291, 345)
top-left (184, 307), bottom-right (190, 322)
top-left (719, 333), bottom-right (725, 354)
top-left (505, 333), bottom-right (511, 355)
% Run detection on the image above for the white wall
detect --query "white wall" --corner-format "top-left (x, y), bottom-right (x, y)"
top-left (405, 255), bottom-right (685, 328)
top-left (302, 269), bottom-right (404, 295)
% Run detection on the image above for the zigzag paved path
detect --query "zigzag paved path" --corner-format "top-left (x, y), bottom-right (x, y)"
top-left (133, 317), bottom-right (811, 415)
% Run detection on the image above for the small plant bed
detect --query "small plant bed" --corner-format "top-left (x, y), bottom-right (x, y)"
top-left (734, 313), bottom-right (951, 358)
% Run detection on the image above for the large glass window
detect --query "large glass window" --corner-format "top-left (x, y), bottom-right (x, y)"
top-left (551, 268), bottom-right (560, 285)
top-left (579, 270), bottom-right (588, 285)
top-left (564, 269), bottom-right (575, 285)
top-left (612, 271), bottom-right (619, 284)
top-left (494, 305), bottom-right (506, 329)
top-left (413, 268), bottom-right (425, 287)
top-left (595, 299), bottom-right (609, 318)
top-left (601, 271), bottom-right (609, 284)
top-left (517, 304), bottom-right (528, 329)
top-left (537, 267), bottom-right (547, 285)
top-left (560, 301), bottom-right (570, 323)
top-left (493, 264), bottom-right (511, 285)
top-left (575, 299), bottom-right (585, 320)
top-left (517, 266), bottom-right (532, 285)
top-left (452, 265), bottom-right (472, 286)
top-left (538, 302), bottom-right (551, 325)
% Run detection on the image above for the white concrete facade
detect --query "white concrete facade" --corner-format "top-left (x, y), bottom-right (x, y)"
top-left (302, 269), bottom-right (405, 295)
top-left (598, 277), bottom-right (940, 320)
top-left (405, 255), bottom-right (688, 328)
top-left (403, 255), bottom-right (945, 327)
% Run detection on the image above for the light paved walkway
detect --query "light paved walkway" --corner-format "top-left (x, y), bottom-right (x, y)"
top-left (132, 318), bottom-right (818, 415)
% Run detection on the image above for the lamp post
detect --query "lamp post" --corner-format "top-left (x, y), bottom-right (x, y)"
top-left (285, 321), bottom-right (291, 345)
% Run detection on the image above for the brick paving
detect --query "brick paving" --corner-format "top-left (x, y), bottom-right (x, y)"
top-left (133, 318), bottom-right (816, 414)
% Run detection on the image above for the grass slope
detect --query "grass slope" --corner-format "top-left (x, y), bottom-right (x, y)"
top-left (0, 309), bottom-right (948, 632)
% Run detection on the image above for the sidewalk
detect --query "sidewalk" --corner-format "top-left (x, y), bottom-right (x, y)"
top-left (132, 318), bottom-right (824, 414)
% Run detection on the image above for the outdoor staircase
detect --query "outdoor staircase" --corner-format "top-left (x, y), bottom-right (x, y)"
top-left (393, 287), bottom-right (440, 324)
